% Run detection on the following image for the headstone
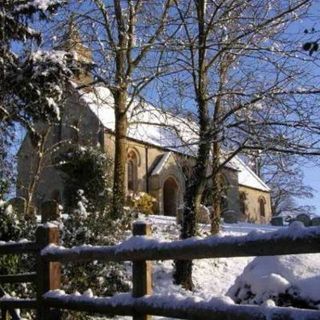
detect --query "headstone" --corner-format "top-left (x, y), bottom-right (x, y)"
top-left (7, 197), bottom-right (26, 217)
top-left (197, 205), bottom-right (210, 224)
top-left (223, 210), bottom-right (239, 224)
top-left (41, 200), bottom-right (60, 223)
top-left (271, 216), bottom-right (284, 226)
top-left (311, 217), bottom-right (320, 226)
top-left (295, 214), bottom-right (311, 227)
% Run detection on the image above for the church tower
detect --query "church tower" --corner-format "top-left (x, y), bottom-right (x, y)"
top-left (58, 17), bottom-right (94, 86)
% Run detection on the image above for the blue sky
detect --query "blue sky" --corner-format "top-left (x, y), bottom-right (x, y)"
top-left (295, 2), bottom-right (320, 215)
top-left (301, 164), bottom-right (320, 215)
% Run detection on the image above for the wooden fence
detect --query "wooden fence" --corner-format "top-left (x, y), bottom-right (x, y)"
top-left (1, 221), bottom-right (320, 320)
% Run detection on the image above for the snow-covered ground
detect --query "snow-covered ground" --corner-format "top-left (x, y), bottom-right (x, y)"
top-left (143, 215), bottom-right (280, 299)
top-left (52, 214), bottom-right (319, 320)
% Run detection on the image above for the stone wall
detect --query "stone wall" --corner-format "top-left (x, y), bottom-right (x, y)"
top-left (239, 185), bottom-right (272, 223)
top-left (17, 89), bottom-right (101, 207)
top-left (105, 133), bottom-right (185, 215)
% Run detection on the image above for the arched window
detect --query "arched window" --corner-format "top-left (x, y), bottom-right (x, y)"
top-left (259, 197), bottom-right (266, 217)
top-left (239, 192), bottom-right (247, 215)
top-left (127, 150), bottom-right (138, 192)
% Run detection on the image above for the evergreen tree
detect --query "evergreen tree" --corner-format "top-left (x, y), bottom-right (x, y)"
top-left (56, 145), bottom-right (113, 212)
top-left (0, 0), bottom-right (74, 145)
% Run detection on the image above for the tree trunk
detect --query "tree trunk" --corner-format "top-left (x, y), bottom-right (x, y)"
top-left (211, 143), bottom-right (221, 234)
top-left (210, 58), bottom-right (228, 234)
top-left (112, 91), bottom-right (128, 219)
top-left (173, 121), bottom-right (211, 290)
top-left (173, 184), bottom-right (203, 290)
top-left (25, 129), bottom-right (49, 217)
top-left (174, 0), bottom-right (210, 290)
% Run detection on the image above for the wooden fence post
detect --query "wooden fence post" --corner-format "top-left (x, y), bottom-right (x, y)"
top-left (36, 225), bottom-right (61, 320)
top-left (132, 222), bottom-right (152, 320)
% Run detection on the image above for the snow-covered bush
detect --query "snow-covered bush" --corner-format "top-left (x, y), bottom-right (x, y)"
top-left (56, 146), bottom-right (113, 212)
top-left (60, 192), bottom-right (132, 319)
top-left (1, 0), bottom-right (75, 141)
top-left (228, 253), bottom-right (320, 309)
top-left (0, 199), bottom-right (37, 318)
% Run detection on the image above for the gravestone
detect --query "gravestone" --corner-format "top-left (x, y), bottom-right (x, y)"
top-left (295, 214), bottom-right (311, 227)
top-left (271, 216), bottom-right (284, 226)
top-left (311, 217), bottom-right (320, 226)
top-left (197, 205), bottom-right (210, 224)
top-left (176, 206), bottom-right (210, 224)
top-left (223, 210), bottom-right (239, 224)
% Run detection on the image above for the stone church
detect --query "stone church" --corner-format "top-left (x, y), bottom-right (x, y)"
top-left (16, 29), bottom-right (272, 224)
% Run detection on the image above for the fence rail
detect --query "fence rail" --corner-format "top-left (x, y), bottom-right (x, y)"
top-left (43, 292), bottom-right (320, 320)
top-left (0, 273), bottom-right (37, 284)
top-left (42, 227), bottom-right (320, 262)
top-left (0, 219), bottom-right (320, 320)
top-left (0, 242), bottom-right (38, 255)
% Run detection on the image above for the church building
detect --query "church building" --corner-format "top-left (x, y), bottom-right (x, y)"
top-left (16, 27), bottom-right (272, 224)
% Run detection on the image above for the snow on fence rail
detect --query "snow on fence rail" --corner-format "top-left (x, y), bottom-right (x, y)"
top-left (42, 222), bottom-right (320, 263)
top-left (0, 220), bottom-right (320, 320)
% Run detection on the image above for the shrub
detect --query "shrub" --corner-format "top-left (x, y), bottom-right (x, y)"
top-left (56, 145), bottom-right (113, 212)
top-left (0, 199), bottom-right (37, 319)
top-left (60, 192), bottom-right (132, 320)
top-left (127, 192), bottom-right (156, 215)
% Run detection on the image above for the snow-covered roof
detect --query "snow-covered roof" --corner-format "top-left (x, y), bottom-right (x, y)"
top-left (81, 86), bottom-right (198, 155)
top-left (79, 85), bottom-right (270, 192)
top-left (231, 157), bottom-right (270, 192)
top-left (151, 152), bottom-right (172, 176)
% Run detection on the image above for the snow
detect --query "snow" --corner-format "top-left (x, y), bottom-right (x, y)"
top-left (151, 152), bottom-right (172, 176)
top-left (43, 222), bottom-right (59, 228)
top-left (44, 287), bottom-right (320, 320)
top-left (79, 85), bottom-right (269, 192)
top-left (16, 0), bottom-right (61, 12)
top-left (228, 254), bottom-right (320, 307)
top-left (83, 288), bottom-right (94, 298)
top-left (231, 157), bottom-right (270, 192)
top-left (81, 86), bottom-right (198, 156)
top-left (4, 204), bottom-right (13, 215)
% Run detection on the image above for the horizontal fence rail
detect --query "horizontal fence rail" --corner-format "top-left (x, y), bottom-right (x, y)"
top-left (43, 292), bottom-right (320, 320)
top-left (0, 242), bottom-right (38, 255)
top-left (0, 299), bottom-right (37, 310)
top-left (0, 273), bottom-right (37, 284)
top-left (41, 225), bottom-right (320, 263)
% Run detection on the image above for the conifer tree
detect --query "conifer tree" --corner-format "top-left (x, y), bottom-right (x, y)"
top-left (0, 0), bottom-right (74, 145)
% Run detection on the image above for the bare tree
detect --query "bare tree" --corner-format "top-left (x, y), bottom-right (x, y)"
top-left (170, 0), bottom-right (319, 289)
top-left (58, 0), bottom-right (176, 218)
top-left (247, 152), bottom-right (315, 216)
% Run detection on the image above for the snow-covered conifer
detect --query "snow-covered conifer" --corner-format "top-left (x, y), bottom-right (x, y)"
top-left (0, 0), bottom-right (74, 144)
